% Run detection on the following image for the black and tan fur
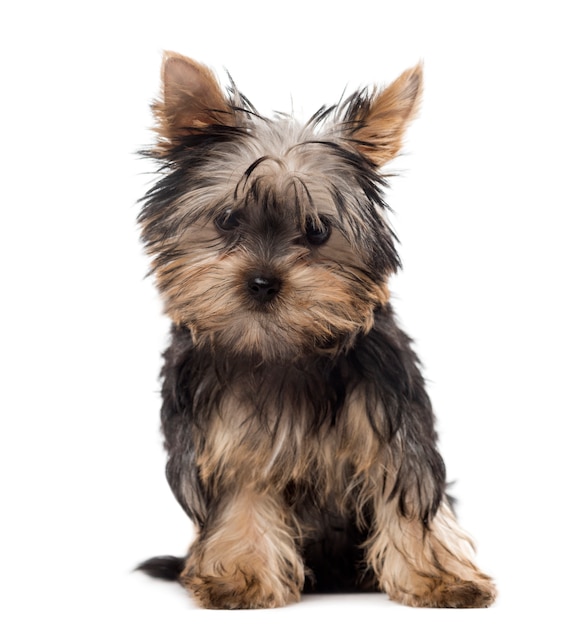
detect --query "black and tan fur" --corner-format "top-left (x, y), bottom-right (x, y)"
top-left (136, 52), bottom-right (496, 609)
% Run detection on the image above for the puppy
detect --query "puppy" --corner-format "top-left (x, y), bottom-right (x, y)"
top-left (136, 52), bottom-right (496, 609)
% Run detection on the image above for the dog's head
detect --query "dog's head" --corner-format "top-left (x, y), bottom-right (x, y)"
top-left (140, 52), bottom-right (422, 361)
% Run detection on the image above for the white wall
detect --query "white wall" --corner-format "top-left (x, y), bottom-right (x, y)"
top-left (1, 1), bottom-right (583, 623)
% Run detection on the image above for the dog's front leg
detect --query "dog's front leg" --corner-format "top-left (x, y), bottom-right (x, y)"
top-left (366, 492), bottom-right (497, 608)
top-left (180, 486), bottom-right (304, 609)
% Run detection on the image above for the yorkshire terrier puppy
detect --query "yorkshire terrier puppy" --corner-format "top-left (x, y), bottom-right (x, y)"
top-left (136, 51), bottom-right (496, 609)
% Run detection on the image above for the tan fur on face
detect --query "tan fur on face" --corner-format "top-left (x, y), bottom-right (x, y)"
top-left (153, 225), bottom-right (388, 360)
top-left (143, 132), bottom-right (394, 361)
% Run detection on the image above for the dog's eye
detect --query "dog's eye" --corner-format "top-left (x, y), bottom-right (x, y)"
top-left (214, 209), bottom-right (241, 232)
top-left (305, 216), bottom-right (331, 246)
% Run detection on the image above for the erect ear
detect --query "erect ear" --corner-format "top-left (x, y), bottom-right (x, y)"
top-left (348, 63), bottom-right (423, 167)
top-left (153, 51), bottom-right (234, 142)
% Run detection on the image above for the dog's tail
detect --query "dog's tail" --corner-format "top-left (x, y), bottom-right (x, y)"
top-left (135, 555), bottom-right (185, 582)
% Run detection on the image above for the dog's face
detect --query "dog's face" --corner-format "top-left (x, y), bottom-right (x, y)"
top-left (140, 53), bottom-right (422, 360)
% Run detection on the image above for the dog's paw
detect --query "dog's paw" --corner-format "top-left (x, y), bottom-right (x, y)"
top-left (182, 569), bottom-right (300, 610)
top-left (392, 576), bottom-right (497, 608)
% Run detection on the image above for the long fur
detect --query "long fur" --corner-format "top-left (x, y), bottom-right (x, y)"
top-left (136, 52), bottom-right (496, 609)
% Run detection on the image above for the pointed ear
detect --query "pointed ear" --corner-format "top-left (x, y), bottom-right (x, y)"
top-left (153, 51), bottom-right (234, 142)
top-left (348, 64), bottom-right (423, 167)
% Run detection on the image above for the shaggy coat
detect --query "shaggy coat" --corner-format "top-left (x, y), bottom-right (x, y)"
top-left (137, 52), bottom-right (496, 609)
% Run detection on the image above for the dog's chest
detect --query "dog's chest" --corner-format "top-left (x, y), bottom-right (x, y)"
top-left (195, 367), bottom-right (382, 492)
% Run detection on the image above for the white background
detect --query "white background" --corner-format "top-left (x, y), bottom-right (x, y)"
top-left (1, 1), bottom-right (584, 624)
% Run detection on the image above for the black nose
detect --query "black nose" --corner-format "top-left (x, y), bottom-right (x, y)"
top-left (247, 275), bottom-right (282, 303)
